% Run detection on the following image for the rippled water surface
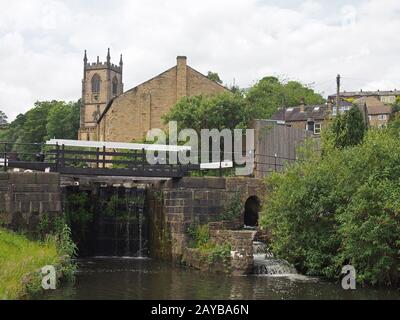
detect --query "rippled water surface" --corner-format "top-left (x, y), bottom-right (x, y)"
top-left (42, 258), bottom-right (400, 300)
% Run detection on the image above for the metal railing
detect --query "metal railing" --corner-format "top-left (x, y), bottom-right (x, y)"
top-left (0, 141), bottom-right (301, 176)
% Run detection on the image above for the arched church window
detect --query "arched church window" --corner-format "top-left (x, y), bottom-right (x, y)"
top-left (92, 74), bottom-right (101, 93)
top-left (112, 77), bottom-right (118, 95)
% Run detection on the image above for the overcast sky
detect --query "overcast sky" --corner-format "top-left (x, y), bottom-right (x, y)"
top-left (1, 0), bottom-right (399, 120)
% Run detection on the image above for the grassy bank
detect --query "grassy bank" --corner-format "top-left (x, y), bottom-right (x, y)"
top-left (0, 228), bottom-right (61, 299)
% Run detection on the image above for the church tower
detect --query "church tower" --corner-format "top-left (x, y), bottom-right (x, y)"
top-left (79, 48), bottom-right (124, 141)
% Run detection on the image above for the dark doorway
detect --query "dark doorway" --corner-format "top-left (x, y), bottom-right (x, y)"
top-left (244, 196), bottom-right (260, 227)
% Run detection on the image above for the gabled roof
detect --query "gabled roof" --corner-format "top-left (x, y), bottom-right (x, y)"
top-left (97, 63), bottom-right (228, 124)
top-left (97, 66), bottom-right (176, 123)
top-left (272, 105), bottom-right (329, 122)
top-left (355, 97), bottom-right (392, 115)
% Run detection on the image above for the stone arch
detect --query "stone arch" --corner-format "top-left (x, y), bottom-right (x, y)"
top-left (243, 195), bottom-right (260, 227)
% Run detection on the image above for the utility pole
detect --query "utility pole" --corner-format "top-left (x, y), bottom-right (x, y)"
top-left (336, 74), bottom-right (341, 115)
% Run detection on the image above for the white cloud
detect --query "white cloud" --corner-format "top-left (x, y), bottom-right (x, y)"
top-left (0, 0), bottom-right (400, 120)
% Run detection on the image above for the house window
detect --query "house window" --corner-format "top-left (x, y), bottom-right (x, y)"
top-left (112, 77), bottom-right (118, 95)
top-left (306, 120), bottom-right (314, 132)
top-left (91, 74), bottom-right (101, 93)
top-left (368, 115), bottom-right (372, 121)
top-left (314, 123), bottom-right (321, 135)
top-left (378, 114), bottom-right (387, 121)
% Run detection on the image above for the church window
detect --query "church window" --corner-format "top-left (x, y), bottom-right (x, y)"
top-left (112, 77), bottom-right (118, 95)
top-left (92, 74), bottom-right (101, 93)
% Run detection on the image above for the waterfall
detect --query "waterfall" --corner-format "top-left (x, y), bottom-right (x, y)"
top-left (125, 189), bottom-right (132, 257)
top-left (137, 207), bottom-right (144, 258)
top-left (253, 241), bottom-right (298, 275)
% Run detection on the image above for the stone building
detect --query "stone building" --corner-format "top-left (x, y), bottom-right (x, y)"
top-left (78, 51), bottom-right (229, 142)
top-left (355, 96), bottom-right (393, 128)
top-left (271, 99), bottom-right (354, 135)
top-left (328, 89), bottom-right (400, 105)
top-left (79, 49), bottom-right (124, 141)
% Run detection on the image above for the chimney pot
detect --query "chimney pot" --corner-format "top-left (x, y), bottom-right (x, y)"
top-left (300, 97), bottom-right (305, 113)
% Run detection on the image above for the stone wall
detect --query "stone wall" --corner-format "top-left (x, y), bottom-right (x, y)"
top-left (0, 172), bottom-right (61, 234)
top-left (182, 228), bottom-right (256, 276)
top-left (210, 229), bottom-right (256, 275)
top-left (182, 248), bottom-right (228, 274)
top-left (148, 176), bottom-right (265, 262)
top-left (97, 56), bottom-right (228, 142)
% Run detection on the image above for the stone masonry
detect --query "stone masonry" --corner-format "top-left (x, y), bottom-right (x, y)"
top-left (97, 56), bottom-right (229, 142)
top-left (148, 176), bottom-right (265, 262)
top-left (0, 172), bottom-right (62, 234)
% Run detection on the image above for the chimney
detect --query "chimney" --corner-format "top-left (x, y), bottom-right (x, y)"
top-left (336, 74), bottom-right (341, 112)
top-left (300, 97), bottom-right (305, 113)
top-left (176, 56), bottom-right (187, 100)
top-left (327, 99), bottom-right (333, 113)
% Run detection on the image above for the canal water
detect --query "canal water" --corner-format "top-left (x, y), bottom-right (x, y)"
top-left (42, 257), bottom-right (399, 300)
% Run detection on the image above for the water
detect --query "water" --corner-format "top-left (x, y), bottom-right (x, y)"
top-left (41, 257), bottom-right (400, 300)
top-left (253, 241), bottom-right (298, 276)
top-left (66, 186), bottom-right (148, 257)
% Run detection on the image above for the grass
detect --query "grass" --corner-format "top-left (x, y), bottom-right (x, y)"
top-left (0, 228), bottom-right (61, 300)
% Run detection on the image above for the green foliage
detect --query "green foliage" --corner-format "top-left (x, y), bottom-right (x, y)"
top-left (164, 76), bottom-right (324, 133)
top-left (207, 71), bottom-right (223, 84)
top-left (0, 110), bottom-right (8, 128)
top-left (188, 224), bottom-right (210, 248)
top-left (323, 106), bottom-right (366, 149)
top-left (163, 92), bottom-right (253, 132)
top-left (64, 192), bottom-right (92, 225)
top-left (246, 76), bottom-right (325, 119)
top-left (203, 243), bottom-right (231, 265)
top-left (187, 224), bottom-right (231, 267)
top-left (388, 113), bottom-right (400, 133)
top-left (219, 190), bottom-right (242, 221)
top-left (0, 228), bottom-right (60, 299)
top-left (53, 217), bottom-right (77, 259)
top-left (261, 128), bottom-right (400, 286)
top-left (391, 97), bottom-right (400, 114)
top-left (46, 101), bottom-right (80, 140)
top-left (0, 100), bottom-right (80, 159)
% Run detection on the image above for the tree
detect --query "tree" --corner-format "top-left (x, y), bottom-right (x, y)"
top-left (324, 106), bottom-right (366, 149)
top-left (260, 128), bottom-right (400, 286)
top-left (388, 113), bottom-right (400, 133)
top-left (0, 110), bottom-right (8, 128)
top-left (163, 92), bottom-right (253, 132)
top-left (46, 101), bottom-right (80, 140)
top-left (0, 100), bottom-right (81, 159)
top-left (206, 71), bottom-right (223, 84)
top-left (246, 77), bottom-right (325, 119)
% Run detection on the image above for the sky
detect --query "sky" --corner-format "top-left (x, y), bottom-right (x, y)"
top-left (0, 0), bottom-right (400, 120)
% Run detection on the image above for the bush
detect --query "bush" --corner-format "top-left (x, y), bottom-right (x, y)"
top-left (187, 224), bottom-right (231, 266)
top-left (219, 190), bottom-right (242, 221)
top-left (260, 128), bottom-right (400, 286)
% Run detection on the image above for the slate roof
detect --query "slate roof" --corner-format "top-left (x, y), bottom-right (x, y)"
top-left (328, 90), bottom-right (400, 100)
top-left (355, 97), bottom-right (392, 115)
top-left (271, 100), bottom-right (353, 122)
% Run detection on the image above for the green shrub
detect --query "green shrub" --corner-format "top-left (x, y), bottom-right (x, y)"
top-left (219, 190), bottom-right (242, 221)
top-left (187, 224), bottom-right (231, 267)
top-left (261, 128), bottom-right (400, 286)
top-left (188, 224), bottom-right (210, 248)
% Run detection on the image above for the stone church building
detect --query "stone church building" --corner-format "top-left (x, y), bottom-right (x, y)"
top-left (79, 50), bottom-right (228, 142)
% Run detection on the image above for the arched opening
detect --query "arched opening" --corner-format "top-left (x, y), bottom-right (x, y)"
top-left (244, 196), bottom-right (260, 227)
top-left (91, 74), bottom-right (101, 93)
top-left (112, 77), bottom-right (118, 95)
